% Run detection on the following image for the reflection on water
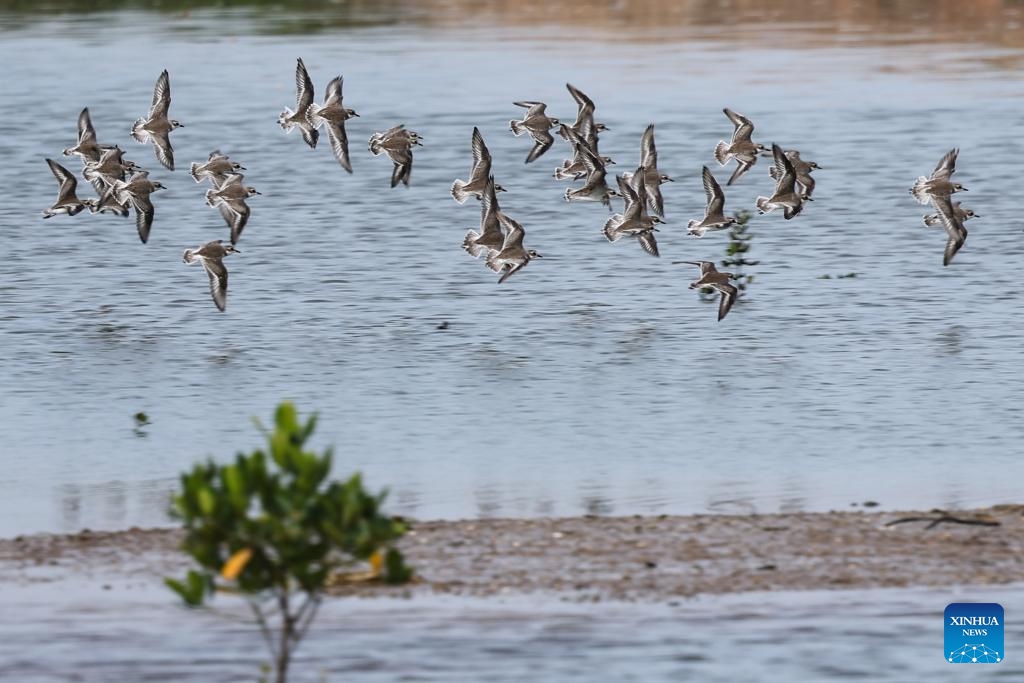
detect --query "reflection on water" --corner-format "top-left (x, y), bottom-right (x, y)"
top-left (3, 5), bottom-right (1024, 536)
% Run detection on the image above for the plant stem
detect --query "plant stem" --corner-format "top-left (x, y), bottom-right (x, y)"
top-left (293, 594), bottom-right (322, 646)
top-left (276, 592), bottom-right (292, 683)
top-left (249, 601), bottom-right (278, 661)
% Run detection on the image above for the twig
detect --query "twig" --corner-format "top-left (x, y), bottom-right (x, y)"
top-left (885, 510), bottom-right (1000, 530)
top-left (293, 594), bottom-right (322, 647)
top-left (249, 601), bottom-right (278, 660)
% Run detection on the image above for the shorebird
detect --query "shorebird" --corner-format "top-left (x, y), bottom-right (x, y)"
top-left (451, 127), bottom-right (504, 203)
top-left (926, 194), bottom-right (970, 266)
top-left (678, 261), bottom-right (738, 321)
top-left (715, 108), bottom-right (767, 186)
top-left (564, 83), bottom-right (608, 139)
top-left (485, 214), bottom-right (542, 283)
top-left (131, 70), bottom-right (183, 171)
top-left (756, 144), bottom-right (805, 219)
top-left (621, 124), bottom-right (672, 217)
top-left (924, 201), bottom-right (977, 227)
top-left (911, 148), bottom-right (965, 204)
top-left (463, 175), bottom-right (507, 258)
top-left (603, 170), bottom-right (661, 257)
top-left (369, 125), bottom-right (419, 187)
top-left (63, 108), bottom-right (111, 163)
top-left (82, 146), bottom-right (140, 195)
top-left (205, 173), bottom-right (260, 244)
top-left (190, 151), bottom-right (245, 185)
top-left (183, 240), bottom-right (239, 312)
top-left (42, 158), bottom-right (89, 218)
top-left (562, 127), bottom-right (615, 209)
top-left (110, 171), bottom-right (165, 243)
top-left (688, 166), bottom-right (737, 237)
top-left (509, 101), bottom-right (559, 164)
top-left (307, 75), bottom-right (358, 172)
top-left (87, 189), bottom-right (129, 217)
top-left (554, 122), bottom-right (614, 181)
top-left (278, 58), bottom-right (318, 149)
top-left (768, 149), bottom-right (820, 199)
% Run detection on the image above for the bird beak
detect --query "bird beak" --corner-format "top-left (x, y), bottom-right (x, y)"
top-left (353, 113), bottom-right (361, 117)
top-left (238, 165), bottom-right (247, 170)
top-left (665, 176), bottom-right (675, 182)
top-left (254, 190), bottom-right (262, 195)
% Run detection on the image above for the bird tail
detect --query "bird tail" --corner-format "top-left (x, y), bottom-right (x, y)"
top-left (205, 189), bottom-right (218, 207)
top-left (687, 220), bottom-right (705, 237)
top-left (130, 119), bottom-right (148, 144)
top-left (603, 216), bottom-right (624, 242)
top-left (189, 162), bottom-right (203, 183)
top-left (509, 120), bottom-right (526, 136)
top-left (451, 179), bottom-right (470, 204)
top-left (484, 253), bottom-right (504, 273)
top-left (463, 230), bottom-right (485, 257)
top-left (553, 164), bottom-right (576, 181)
top-left (910, 177), bottom-right (931, 204)
top-left (923, 214), bottom-right (941, 227)
top-left (714, 141), bottom-right (730, 165)
top-left (755, 197), bottom-right (772, 214)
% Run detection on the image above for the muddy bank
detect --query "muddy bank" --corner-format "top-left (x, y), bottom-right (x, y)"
top-left (2, 506), bottom-right (1022, 601)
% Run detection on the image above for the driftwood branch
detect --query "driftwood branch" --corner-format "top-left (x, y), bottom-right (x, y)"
top-left (884, 509), bottom-right (1000, 530)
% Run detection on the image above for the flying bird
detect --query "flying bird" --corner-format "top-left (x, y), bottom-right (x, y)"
top-left (278, 58), bottom-right (319, 149)
top-left (131, 70), bottom-right (183, 171)
top-left (183, 240), bottom-right (239, 312)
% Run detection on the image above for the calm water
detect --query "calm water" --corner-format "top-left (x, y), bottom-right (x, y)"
top-left (3, 8), bottom-right (1024, 536)
top-left (3, 582), bottom-right (1023, 681)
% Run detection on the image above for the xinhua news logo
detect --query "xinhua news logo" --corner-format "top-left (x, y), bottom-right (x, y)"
top-left (945, 603), bottom-right (1003, 663)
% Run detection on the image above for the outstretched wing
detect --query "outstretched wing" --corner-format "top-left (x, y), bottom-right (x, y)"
top-left (150, 70), bottom-right (171, 118)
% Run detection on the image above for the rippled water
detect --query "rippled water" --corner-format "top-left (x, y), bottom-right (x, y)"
top-left (3, 583), bottom-right (1022, 681)
top-left (3, 8), bottom-right (1024, 535)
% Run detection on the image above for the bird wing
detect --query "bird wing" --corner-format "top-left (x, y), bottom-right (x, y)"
top-left (327, 121), bottom-right (352, 173)
top-left (295, 58), bottom-right (315, 110)
top-left (149, 70), bottom-right (171, 118)
top-left (710, 282), bottom-right (737, 321)
top-left (702, 166), bottom-right (725, 215)
top-left (203, 258), bottom-right (228, 311)
top-left (637, 231), bottom-right (659, 258)
top-left (724, 108), bottom-right (754, 141)
top-left (640, 124), bottom-right (657, 168)
top-left (931, 148), bottom-right (959, 181)
top-left (152, 131), bottom-right (175, 171)
top-left (324, 75), bottom-right (343, 107)
top-left (78, 107), bottom-right (97, 145)
top-left (471, 126), bottom-right (491, 176)
top-left (525, 130), bottom-right (553, 164)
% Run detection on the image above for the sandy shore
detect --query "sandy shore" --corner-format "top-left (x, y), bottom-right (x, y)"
top-left (2, 506), bottom-right (1022, 601)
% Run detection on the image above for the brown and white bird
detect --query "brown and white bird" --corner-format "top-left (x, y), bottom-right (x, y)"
top-left (687, 166), bottom-right (736, 237)
top-left (678, 260), bottom-right (738, 322)
top-left (463, 175), bottom-right (507, 258)
top-left (485, 214), bottom-right (542, 283)
top-left (278, 58), bottom-right (319, 149)
top-left (714, 108), bottom-right (767, 186)
top-left (369, 125), bottom-right (420, 188)
top-left (562, 127), bottom-right (615, 209)
top-left (131, 70), bottom-right (183, 171)
top-left (190, 151), bottom-right (245, 185)
top-left (911, 148), bottom-right (966, 204)
top-left (111, 170), bottom-right (165, 243)
top-left (603, 170), bottom-right (661, 257)
top-left (63, 108), bottom-right (112, 163)
top-left (42, 158), bottom-right (89, 219)
top-left (205, 173), bottom-right (260, 244)
top-left (756, 144), bottom-right (805, 219)
top-left (509, 101), bottom-right (559, 164)
top-left (621, 124), bottom-right (672, 217)
top-left (451, 127), bottom-right (504, 203)
top-left (183, 240), bottom-right (239, 312)
top-left (768, 149), bottom-right (820, 200)
top-left (307, 75), bottom-right (358, 172)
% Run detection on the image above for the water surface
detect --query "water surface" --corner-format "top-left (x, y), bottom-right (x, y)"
top-left (3, 7), bottom-right (1024, 535)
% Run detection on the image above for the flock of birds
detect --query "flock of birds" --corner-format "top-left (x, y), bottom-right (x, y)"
top-left (41, 59), bottom-right (977, 321)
